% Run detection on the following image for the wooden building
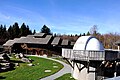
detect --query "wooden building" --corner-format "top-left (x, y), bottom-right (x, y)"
top-left (3, 33), bottom-right (73, 56)
top-left (115, 40), bottom-right (120, 50)
top-left (0, 45), bottom-right (3, 53)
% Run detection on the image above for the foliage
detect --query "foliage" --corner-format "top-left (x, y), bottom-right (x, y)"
top-left (33, 29), bottom-right (36, 34)
top-left (12, 22), bottom-right (20, 38)
top-left (89, 25), bottom-right (98, 36)
top-left (89, 25), bottom-right (120, 49)
top-left (0, 22), bottom-right (33, 44)
top-left (20, 23), bottom-right (32, 36)
top-left (0, 23), bottom-right (52, 44)
top-left (98, 32), bottom-right (120, 49)
top-left (0, 25), bottom-right (8, 44)
top-left (0, 56), bottom-right (63, 80)
top-left (41, 25), bottom-right (52, 34)
top-left (82, 33), bottom-right (86, 36)
top-left (1, 22), bottom-right (120, 49)
top-left (55, 73), bottom-right (75, 80)
top-left (86, 31), bottom-right (91, 36)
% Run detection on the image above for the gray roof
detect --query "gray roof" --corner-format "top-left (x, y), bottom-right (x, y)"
top-left (34, 33), bottom-right (45, 37)
top-left (3, 38), bottom-right (19, 46)
top-left (70, 42), bottom-right (75, 46)
top-left (41, 35), bottom-right (52, 44)
top-left (51, 37), bottom-right (60, 45)
top-left (0, 45), bottom-right (3, 48)
top-left (27, 33), bottom-right (45, 38)
top-left (61, 39), bottom-right (69, 45)
top-left (3, 33), bottom-right (73, 47)
top-left (16, 37), bottom-right (29, 43)
top-left (115, 40), bottom-right (120, 45)
top-left (27, 35), bottom-right (34, 38)
top-left (16, 35), bottom-right (52, 44)
top-left (3, 40), bottom-right (15, 46)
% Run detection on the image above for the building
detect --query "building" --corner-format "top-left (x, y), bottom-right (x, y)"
top-left (115, 40), bottom-right (120, 50)
top-left (3, 33), bottom-right (73, 56)
top-left (62, 36), bottom-right (120, 80)
top-left (0, 45), bottom-right (3, 53)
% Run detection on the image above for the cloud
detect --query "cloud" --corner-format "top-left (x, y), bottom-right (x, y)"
top-left (1, 3), bottom-right (120, 34)
top-left (0, 12), bottom-right (10, 20)
top-left (46, 14), bottom-right (98, 34)
top-left (0, 5), bottom-right (51, 31)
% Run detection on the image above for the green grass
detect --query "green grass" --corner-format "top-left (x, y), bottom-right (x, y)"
top-left (0, 56), bottom-right (63, 80)
top-left (55, 73), bottom-right (76, 80)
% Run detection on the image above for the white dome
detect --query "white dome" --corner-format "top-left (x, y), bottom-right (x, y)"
top-left (73, 36), bottom-right (104, 51)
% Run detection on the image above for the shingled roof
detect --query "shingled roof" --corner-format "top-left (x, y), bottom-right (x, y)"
top-left (51, 37), bottom-right (60, 45)
top-left (61, 39), bottom-right (69, 45)
top-left (3, 33), bottom-right (73, 47)
top-left (16, 35), bottom-right (52, 44)
top-left (3, 38), bottom-right (19, 46)
top-left (34, 33), bottom-right (45, 37)
top-left (115, 40), bottom-right (120, 45)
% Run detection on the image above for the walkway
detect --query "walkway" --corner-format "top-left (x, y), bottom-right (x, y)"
top-left (29, 55), bottom-right (73, 80)
top-left (105, 76), bottom-right (120, 80)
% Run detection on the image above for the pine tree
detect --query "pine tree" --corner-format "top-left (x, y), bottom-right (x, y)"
top-left (26, 25), bottom-right (32, 35)
top-left (0, 25), bottom-right (3, 38)
top-left (33, 29), bottom-right (36, 34)
top-left (13, 22), bottom-right (20, 38)
top-left (20, 23), bottom-right (27, 36)
top-left (82, 33), bottom-right (86, 36)
top-left (8, 25), bottom-right (13, 39)
top-left (87, 31), bottom-right (91, 36)
top-left (41, 25), bottom-right (51, 34)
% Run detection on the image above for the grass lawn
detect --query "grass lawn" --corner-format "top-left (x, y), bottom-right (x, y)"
top-left (0, 56), bottom-right (63, 80)
top-left (55, 73), bottom-right (75, 80)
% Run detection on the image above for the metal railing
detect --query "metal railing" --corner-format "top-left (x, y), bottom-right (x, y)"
top-left (62, 48), bottom-right (105, 61)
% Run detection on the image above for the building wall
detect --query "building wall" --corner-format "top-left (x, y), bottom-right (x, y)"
top-left (72, 63), bottom-right (95, 80)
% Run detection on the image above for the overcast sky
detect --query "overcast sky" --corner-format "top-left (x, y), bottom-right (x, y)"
top-left (0, 0), bottom-right (120, 34)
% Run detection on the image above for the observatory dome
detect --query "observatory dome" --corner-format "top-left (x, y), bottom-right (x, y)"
top-left (73, 36), bottom-right (104, 51)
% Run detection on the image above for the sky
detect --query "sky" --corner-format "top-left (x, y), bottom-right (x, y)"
top-left (0, 0), bottom-right (120, 34)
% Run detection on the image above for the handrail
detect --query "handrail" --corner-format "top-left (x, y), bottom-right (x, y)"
top-left (62, 48), bottom-right (105, 61)
top-left (62, 48), bottom-right (120, 61)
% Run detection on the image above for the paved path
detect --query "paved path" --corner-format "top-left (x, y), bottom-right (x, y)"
top-left (105, 76), bottom-right (120, 80)
top-left (29, 55), bottom-right (73, 80)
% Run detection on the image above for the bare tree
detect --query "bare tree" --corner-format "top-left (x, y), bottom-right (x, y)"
top-left (90, 25), bottom-right (98, 36)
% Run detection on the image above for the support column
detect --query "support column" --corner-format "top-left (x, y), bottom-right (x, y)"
top-left (72, 62), bottom-right (95, 80)
top-left (114, 61), bottom-right (117, 77)
top-left (9, 47), bottom-right (12, 54)
top-left (26, 49), bottom-right (27, 54)
top-left (118, 46), bottom-right (120, 51)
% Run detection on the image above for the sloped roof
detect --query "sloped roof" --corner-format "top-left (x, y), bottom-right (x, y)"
top-left (3, 33), bottom-right (73, 47)
top-left (27, 35), bottom-right (34, 38)
top-left (16, 37), bottom-right (29, 43)
top-left (71, 42), bottom-right (75, 46)
top-left (3, 38), bottom-right (19, 46)
top-left (34, 33), bottom-right (45, 37)
top-left (115, 40), bottom-right (120, 45)
top-left (16, 35), bottom-right (52, 44)
top-left (32, 35), bottom-right (52, 44)
top-left (3, 40), bottom-right (14, 46)
top-left (61, 39), bottom-right (69, 45)
top-left (51, 37), bottom-right (60, 45)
